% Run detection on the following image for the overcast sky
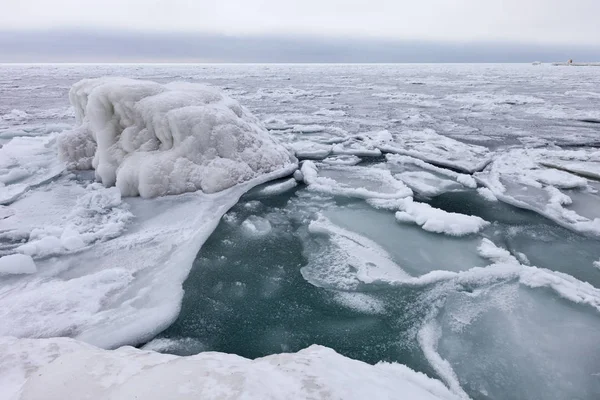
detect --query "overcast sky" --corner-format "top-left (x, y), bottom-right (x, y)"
top-left (2, 0), bottom-right (600, 62)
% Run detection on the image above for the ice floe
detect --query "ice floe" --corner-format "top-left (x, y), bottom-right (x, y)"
top-left (301, 161), bottom-right (412, 199)
top-left (475, 148), bottom-right (600, 236)
top-left (368, 129), bottom-right (492, 173)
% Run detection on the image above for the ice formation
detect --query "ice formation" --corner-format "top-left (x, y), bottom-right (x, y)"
top-left (1, 337), bottom-right (460, 400)
top-left (394, 198), bottom-right (490, 236)
top-left (367, 129), bottom-right (492, 173)
top-left (301, 161), bottom-right (412, 199)
top-left (302, 215), bottom-right (411, 289)
top-left (475, 148), bottom-right (600, 236)
top-left (59, 78), bottom-right (295, 197)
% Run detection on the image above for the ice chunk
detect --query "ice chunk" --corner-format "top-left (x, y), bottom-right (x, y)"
top-left (392, 198), bottom-right (489, 236)
top-left (301, 214), bottom-right (411, 290)
top-left (301, 161), bottom-right (412, 200)
top-left (476, 187), bottom-right (497, 201)
top-left (395, 171), bottom-right (464, 197)
top-left (241, 215), bottom-right (272, 237)
top-left (370, 129), bottom-right (492, 173)
top-left (331, 140), bottom-right (382, 157)
top-left (386, 154), bottom-right (477, 188)
top-left (59, 78), bottom-right (295, 198)
top-left (288, 141), bottom-right (331, 159)
top-left (2, 337), bottom-right (460, 400)
top-left (0, 254), bottom-right (37, 276)
top-left (322, 155), bottom-right (361, 166)
top-left (253, 178), bottom-right (297, 197)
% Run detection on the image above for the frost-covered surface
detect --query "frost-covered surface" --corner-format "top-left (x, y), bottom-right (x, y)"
top-left (1, 337), bottom-right (459, 400)
top-left (2, 64), bottom-right (600, 400)
top-left (59, 78), bottom-right (294, 197)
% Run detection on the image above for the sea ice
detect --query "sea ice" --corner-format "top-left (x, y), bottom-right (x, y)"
top-left (393, 198), bottom-right (490, 236)
top-left (368, 129), bottom-right (492, 173)
top-left (475, 148), bottom-right (600, 236)
top-left (301, 161), bottom-right (412, 199)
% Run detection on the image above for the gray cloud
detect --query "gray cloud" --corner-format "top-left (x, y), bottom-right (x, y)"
top-left (2, 0), bottom-right (600, 45)
top-left (1, 30), bottom-right (598, 63)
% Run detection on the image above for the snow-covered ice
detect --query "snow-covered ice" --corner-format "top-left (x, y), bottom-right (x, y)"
top-left (1, 336), bottom-right (460, 400)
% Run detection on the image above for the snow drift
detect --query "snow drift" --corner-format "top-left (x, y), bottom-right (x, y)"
top-left (58, 78), bottom-right (295, 197)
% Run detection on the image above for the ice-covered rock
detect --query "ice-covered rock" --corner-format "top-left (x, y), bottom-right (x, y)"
top-left (0, 336), bottom-right (460, 400)
top-left (59, 78), bottom-right (295, 198)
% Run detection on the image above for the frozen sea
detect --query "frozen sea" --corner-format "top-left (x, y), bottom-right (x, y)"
top-left (1, 63), bottom-right (600, 400)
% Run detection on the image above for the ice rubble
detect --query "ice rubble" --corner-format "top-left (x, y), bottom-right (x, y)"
top-left (475, 148), bottom-right (600, 236)
top-left (1, 337), bottom-right (460, 400)
top-left (59, 78), bottom-right (294, 197)
top-left (2, 183), bottom-right (133, 259)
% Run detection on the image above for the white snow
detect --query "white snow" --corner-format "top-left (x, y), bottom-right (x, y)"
top-left (393, 198), bottom-right (489, 236)
top-left (59, 78), bottom-right (294, 197)
top-left (476, 187), bottom-right (497, 202)
top-left (0, 336), bottom-right (460, 400)
top-left (0, 254), bottom-right (37, 276)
